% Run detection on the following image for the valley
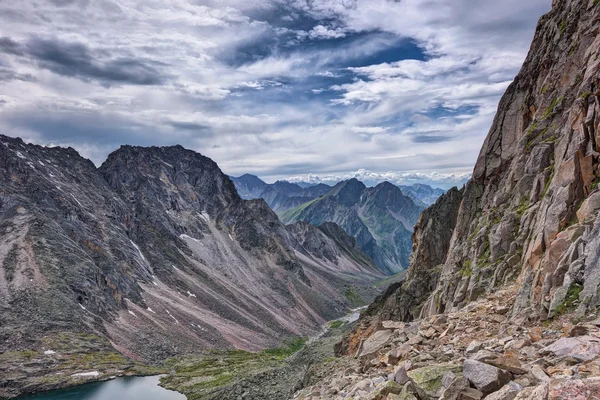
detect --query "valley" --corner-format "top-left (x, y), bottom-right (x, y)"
top-left (2, 0), bottom-right (600, 399)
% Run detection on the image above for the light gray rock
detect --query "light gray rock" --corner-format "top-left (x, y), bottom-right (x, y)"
top-left (540, 336), bottom-right (600, 361)
top-left (485, 381), bottom-right (522, 400)
top-left (463, 359), bottom-right (512, 394)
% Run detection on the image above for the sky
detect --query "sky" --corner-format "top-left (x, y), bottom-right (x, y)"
top-left (0, 0), bottom-right (551, 189)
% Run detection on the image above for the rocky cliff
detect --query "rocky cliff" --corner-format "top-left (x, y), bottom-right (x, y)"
top-left (292, 1), bottom-right (600, 399)
top-left (280, 179), bottom-right (424, 275)
top-left (0, 136), bottom-right (384, 398)
top-left (350, 0), bottom-right (600, 330)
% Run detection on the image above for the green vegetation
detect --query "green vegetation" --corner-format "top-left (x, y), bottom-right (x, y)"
top-left (559, 20), bottom-right (567, 36)
top-left (526, 126), bottom-right (549, 150)
top-left (0, 332), bottom-right (165, 395)
top-left (592, 178), bottom-right (599, 191)
top-left (581, 91), bottom-right (593, 100)
top-left (516, 196), bottom-right (530, 218)
top-left (160, 337), bottom-right (308, 399)
top-left (344, 286), bottom-right (365, 307)
top-left (554, 284), bottom-right (583, 316)
top-left (460, 260), bottom-right (473, 278)
top-left (543, 96), bottom-right (564, 120)
top-left (278, 196), bottom-right (322, 223)
top-left (328, 320), bottom-right (346, 329)
top-left (542, 162), bottom-right (556, 199)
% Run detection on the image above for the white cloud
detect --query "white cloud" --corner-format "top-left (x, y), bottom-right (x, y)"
top-left (0, 0), bottom-right (551, 186)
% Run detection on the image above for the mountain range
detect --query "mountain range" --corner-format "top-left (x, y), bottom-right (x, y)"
top-left (230, 175), bottom-right (436, 275)
top-left (230, 174), bottom-right (445, 209)
top-left (0, 135), bottom-right (384, 397)
top-left (280, 179), bottom-right (424, 275)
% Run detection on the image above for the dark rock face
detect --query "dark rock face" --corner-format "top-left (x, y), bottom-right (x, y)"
top-left (229, 174), bottom-right (268, 199)
top-left (0, 136), bottom-right (384, 385)
top-left (344, 0), bottom-right (600, 342)
top-left (280, 179), bottom-right (425, 275)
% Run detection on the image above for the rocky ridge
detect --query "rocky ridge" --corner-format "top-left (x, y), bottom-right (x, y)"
top-left (280, 179), bottom-right (425, 275)
top-left (0, 136), bottom-right (383, 398)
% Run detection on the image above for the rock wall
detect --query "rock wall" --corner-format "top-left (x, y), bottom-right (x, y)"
top-left (345, 0), bottom-right (600, 346)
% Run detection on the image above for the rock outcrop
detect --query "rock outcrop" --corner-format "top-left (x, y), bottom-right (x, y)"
top-left (348, 0), bottom-right (600, 330)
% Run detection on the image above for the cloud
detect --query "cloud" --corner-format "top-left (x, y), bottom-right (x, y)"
top-left (0, 0), bottom-right (551, 186)
top-left (4, 37), bottom-right (168, 86)
top-left (283, 168), bottom-right (471, 189)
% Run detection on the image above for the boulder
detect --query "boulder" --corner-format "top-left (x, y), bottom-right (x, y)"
top-left (466, 341), bottom-right (483, 354)
top-left (484, 381), bottom-right (522, 400)
top-left (382, 320), bottom-right (405, 330)
top-left (484, 354), bottom-right (527, 375)
top-left (530, 365), bottom-right (550, 384)
top-left (364, 381), bottom-right (403, 400)
top-left (407, 363), bottom-right (462, 400)
top-left (439, 376), bottom-right (470, 400)
top-left (540, 336), bottom-right (600, 362)
top-left (548, 377), bottom-right (600, 399)
top-left (513, 384), bottom-right (549, 399)
top-left (463, 359), bottom-right (512, 394)
top-left (360, 330), bottom-right (394, 360)
top-left (394, 365), bottom-right (410, 385)
top-left (458, 388), bottom-right (484, 400)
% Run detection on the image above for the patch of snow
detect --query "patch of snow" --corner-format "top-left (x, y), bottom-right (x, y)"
top-left (1, 142), bottom-right (8, 147)
top-left (79, 303), bottom-right (87, 310)
top-left (128, 310), bottom-right (137, 318)
top-left (27, 162), bottom-right (35, 169)
top-left (179, 234), bottom-right (203, 244)
top-left (15, 151), bottom-right (26, 159)
top-left (161, 160), bottom-right (173, 168)
top-left (197, 211), bottom-right (210, 222)
top-left (186, 291), bottom-right (197, 298)
top-left (71, 194), bottom-right (83, 207)
top-left (172, 265), bottom-right (180, 270)
top-left (152, 281), bottom-right (157, 286)
top-left (49, 173), bottom-right (55, 177)
top-left (166, 309), bottom-right (179, 324)
top-left (44, 350), bottom-right (56, 355)
top-left (228, 234), bottom-right (234, 241)
top-left (38, 160), bottom-right (45, 166)
top-left (147, 307), bottom-right (156, 314)
top-left (72, 371), bottom-right (100, 377)
top-left (56, 186), bottom-right (61, 191)
top-left (129, 240), bottom-right (148, 263)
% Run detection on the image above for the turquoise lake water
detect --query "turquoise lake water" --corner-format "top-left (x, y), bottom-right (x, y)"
top-left (16, 375), bottom-right (186, 400)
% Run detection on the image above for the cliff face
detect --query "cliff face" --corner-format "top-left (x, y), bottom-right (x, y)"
top-left (425, 0), bottom-right (600, 320)
top-left (345, 0), bottom-right (600, 341)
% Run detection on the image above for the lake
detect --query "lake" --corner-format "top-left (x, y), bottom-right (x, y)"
top-left (16, 375), bottom-right (186, 400)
